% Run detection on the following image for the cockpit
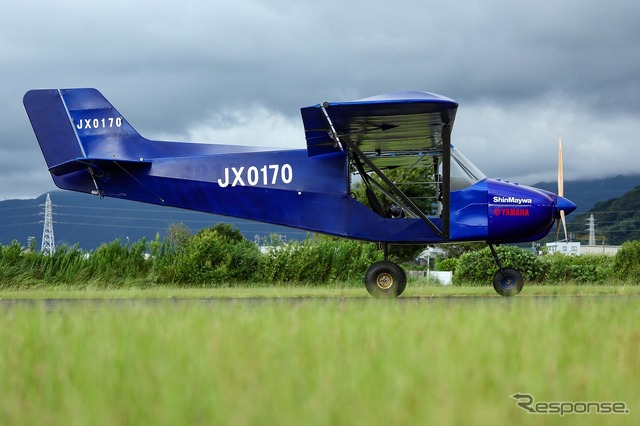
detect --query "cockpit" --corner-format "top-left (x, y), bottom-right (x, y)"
top-left (448, 147), bottom-right (487, 191)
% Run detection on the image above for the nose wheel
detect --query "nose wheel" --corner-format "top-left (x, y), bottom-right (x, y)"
top-left (489, 244), bottom-right (524, 297)
top-left (492, 267), bottom-right (524, 297)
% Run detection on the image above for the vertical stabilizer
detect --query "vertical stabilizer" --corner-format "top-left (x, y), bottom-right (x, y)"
top-left (24, 88), bottom-right (142, 175)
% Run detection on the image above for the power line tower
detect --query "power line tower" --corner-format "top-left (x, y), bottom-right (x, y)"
top-left (586, 213), bottom-right (596, 246)
top-left (41, 193), bottom-right (56, 255)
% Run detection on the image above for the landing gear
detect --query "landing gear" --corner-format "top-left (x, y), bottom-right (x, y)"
top-left (488, 244), bottom-right (524, 297)
top-left (365, 260), bottom-right (407, 299)
top-left (492, 267), bottom-right (524, 297)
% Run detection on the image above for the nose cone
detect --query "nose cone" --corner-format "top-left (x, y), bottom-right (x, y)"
top-left (556, 196), bottom-right (576, 217)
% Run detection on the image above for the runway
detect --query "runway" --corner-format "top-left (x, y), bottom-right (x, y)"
top-left (1, 293), bottom-right (637, 311)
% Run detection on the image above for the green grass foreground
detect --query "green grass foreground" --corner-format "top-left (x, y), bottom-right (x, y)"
top-left (1, 287), bottom-right (638, 425)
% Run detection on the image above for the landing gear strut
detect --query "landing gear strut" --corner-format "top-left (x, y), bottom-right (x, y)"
top-left (364, 243), bottom-right (407, 299)
top-left (488, 244), bottom-right (524, 297)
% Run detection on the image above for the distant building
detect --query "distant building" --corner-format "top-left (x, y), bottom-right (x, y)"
top-left (580, 245), bottom-right (620, 256)
top-left (545, 242), bottom-right (581, 256)
top-left (545, 242), bottom-right (620, 256)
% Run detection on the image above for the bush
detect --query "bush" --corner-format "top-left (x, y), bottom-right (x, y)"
top-left (160, 226), bottom-right (261, 285)
top-left (0, 239), bottom-right (155, 288)
top-left (612, 240), bottom-right (640, 281)
top-left (435, 257), bottom-right (458, 273)
top-left (0, 241), bottom-right (28, 284)
top-left (258, 235), bottom-right (383, 284)
top-left (454, 245), bottom-right (542, 285)
top-left (90, 239), bottom-right (151, 281)
top-left (538, 253), bottom-right (613, 284)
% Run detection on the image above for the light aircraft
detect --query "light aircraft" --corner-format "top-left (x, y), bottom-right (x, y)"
top-left (24, 88), bottom-right (576, 298)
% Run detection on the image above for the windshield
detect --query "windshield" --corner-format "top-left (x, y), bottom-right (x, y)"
top-left (449, 147), bottom-right (486, 190)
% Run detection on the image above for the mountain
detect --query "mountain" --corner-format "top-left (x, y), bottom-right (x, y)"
top-left (565, 185), bottom-right (640, 245)
top-left (532, 174), bottom-right (640, 219)
top-left (0, 191), bottom-right (308, 250)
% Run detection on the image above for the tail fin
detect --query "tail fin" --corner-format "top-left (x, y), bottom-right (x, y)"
top-left (24, 88), bottom-right (142, 176)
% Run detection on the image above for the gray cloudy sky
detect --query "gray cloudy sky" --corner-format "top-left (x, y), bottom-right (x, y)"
top-left (2, 0), bottom-right (639, 199)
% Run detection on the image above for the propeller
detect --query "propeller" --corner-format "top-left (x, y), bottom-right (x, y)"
top-left (555, 137), bottom-right (569, 242)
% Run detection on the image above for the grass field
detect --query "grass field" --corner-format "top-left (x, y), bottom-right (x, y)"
top-left (1, 286), bottom-right (638, 425)
top-left (2, 280), bottom-right (640, 299)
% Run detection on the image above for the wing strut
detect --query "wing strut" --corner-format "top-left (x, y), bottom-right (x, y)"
top-left (320, 104), bottom-right (447, 239)
top-left (441, 117), bottom-right (451, 240)
top-left (320, 102), bottom-right (347, 152)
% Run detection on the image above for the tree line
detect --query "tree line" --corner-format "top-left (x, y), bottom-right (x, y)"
top-left (0, 224), bottom-right (383, 288)
top-left (1, 223), bottom-right (639, 288)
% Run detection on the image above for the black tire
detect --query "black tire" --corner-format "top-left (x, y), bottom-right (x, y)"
top-left (492, 268), bottom-right (524, 297)
top-left (364, 261), bottom-right (407, 299)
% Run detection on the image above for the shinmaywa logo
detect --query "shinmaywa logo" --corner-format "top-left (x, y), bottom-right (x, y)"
top-left (493, 196), bottom-right (532, 204)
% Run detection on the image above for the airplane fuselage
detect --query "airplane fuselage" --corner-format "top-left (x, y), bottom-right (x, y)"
top-left (24, 88), bottom-right (578, 298)
top-left (45, 141), bottom-right (567, 245)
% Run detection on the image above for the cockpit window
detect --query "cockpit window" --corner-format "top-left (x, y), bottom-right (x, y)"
top-left (449, 148), bottom-right (486, 190)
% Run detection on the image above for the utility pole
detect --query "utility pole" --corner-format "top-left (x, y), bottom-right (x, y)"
top-left (41, 193), bottom-right (55, 255)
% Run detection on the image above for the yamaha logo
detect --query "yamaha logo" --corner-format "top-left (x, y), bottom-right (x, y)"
top-left (494, 208), bottom-right (530, 217)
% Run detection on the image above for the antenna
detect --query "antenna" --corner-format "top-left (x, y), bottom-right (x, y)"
top-left (41, 193), bottom-right (56, 255)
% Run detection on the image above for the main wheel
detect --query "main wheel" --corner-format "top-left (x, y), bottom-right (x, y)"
top-left (492, 268), bottom-right (524, 297)
top-left (364, 261), bottom-right (407, 299)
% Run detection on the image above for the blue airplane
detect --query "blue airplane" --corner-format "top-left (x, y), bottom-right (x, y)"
top-left (24, 88), bottom-right (576, 298)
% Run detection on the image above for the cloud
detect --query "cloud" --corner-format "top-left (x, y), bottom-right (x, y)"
top-left (455, 93), bottom-right (640, 184)
top-left (165, 105), bottom-right (305, 149)
top-left (2, 0), bottom-right (640, 198)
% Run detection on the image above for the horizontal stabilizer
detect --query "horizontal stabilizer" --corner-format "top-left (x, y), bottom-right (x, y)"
top-left (48, 157), bottom-right (152, 176)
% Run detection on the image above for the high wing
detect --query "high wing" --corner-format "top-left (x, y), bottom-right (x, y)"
top-left (300, 91), bottom-right (458, 238)
top-left (300, 91), bottom-right (457, 170)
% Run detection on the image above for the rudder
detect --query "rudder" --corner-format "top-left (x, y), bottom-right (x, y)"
top-left (24, 89), bottom-right (86, 171)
